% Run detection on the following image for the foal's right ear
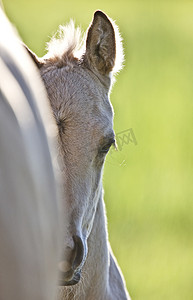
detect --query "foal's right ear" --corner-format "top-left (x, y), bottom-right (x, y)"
top-left (84, 11), bottom-right (116, 76)
top-left (23, 44), bottom-right (44, 69)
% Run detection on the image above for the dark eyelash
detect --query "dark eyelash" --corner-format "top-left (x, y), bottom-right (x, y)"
top-left (100, 139), bottom-right (115, 154)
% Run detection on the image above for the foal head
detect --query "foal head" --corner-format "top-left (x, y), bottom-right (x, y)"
top-left (26, 11), bottom-right (123, 286)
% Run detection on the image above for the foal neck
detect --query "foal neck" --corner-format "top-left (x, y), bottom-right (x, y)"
top-left (84, 194), bottom-right (110, 298)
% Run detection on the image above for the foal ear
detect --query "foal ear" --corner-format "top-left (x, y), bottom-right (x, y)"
top-left (85, 11), bottom-right (116, 76)
top-left (23, 44), bottom-right (44, 69)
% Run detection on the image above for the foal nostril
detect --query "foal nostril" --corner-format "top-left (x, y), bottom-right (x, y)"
top-left (58, 235), bottom-right (85, 275)
top-left (72, 235), bottom-right (84, 271)
top-left (58, 235), bottom-right (86, 285)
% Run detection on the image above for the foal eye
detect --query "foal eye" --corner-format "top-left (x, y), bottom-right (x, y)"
top-left (100, 139), bottom-right (115, 154)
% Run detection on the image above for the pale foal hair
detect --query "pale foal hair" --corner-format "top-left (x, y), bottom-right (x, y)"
top-left (26, 10), bottom-right (130, 300)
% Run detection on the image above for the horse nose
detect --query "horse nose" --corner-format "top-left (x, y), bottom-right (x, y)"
top-left (58, 235), bottom-right (85, 286)
top-left (72, 235), bottom-right (84, 270)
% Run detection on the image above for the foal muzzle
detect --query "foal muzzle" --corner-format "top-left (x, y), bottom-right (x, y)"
top-left (58, 235), bottom-right (86, 286)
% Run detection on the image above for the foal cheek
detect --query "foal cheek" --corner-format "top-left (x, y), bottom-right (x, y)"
top-left (82, 207), bottom-right (95, 237)
top-left (82, 178), bottom-right (102, 238)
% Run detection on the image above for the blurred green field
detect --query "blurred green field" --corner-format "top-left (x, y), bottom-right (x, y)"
top-left (3, 1), bottom-right (193, 299)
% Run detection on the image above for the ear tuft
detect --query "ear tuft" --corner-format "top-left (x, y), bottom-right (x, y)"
top-left (23, 44), bottom-right (44, 69)
top-left (84, 10), bottom-right (123, 77)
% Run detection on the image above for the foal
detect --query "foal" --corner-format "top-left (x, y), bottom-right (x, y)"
top-left (26, 11), bottom-right (130, 300)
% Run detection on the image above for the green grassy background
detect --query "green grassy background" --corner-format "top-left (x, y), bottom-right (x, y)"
top-left (3, 1), bottom-right (193, 299)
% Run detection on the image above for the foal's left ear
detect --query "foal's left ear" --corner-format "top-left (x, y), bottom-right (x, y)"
top-left (23, 44), bottom-right (44, 69)
top-left (84, 11), bottom-right (116, 76)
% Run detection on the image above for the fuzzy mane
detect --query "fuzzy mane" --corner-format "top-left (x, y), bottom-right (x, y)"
top-left (44, 18), bottom-right (124, 74)
top-left (45, 20), bottom-right (85, 61)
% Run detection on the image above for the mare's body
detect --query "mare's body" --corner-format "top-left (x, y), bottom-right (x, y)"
top-left (0, 7), bottom-right (60, 300)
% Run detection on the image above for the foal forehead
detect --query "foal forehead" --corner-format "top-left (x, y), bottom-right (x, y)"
top-left (42, 64), bottom-right (113, 123)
